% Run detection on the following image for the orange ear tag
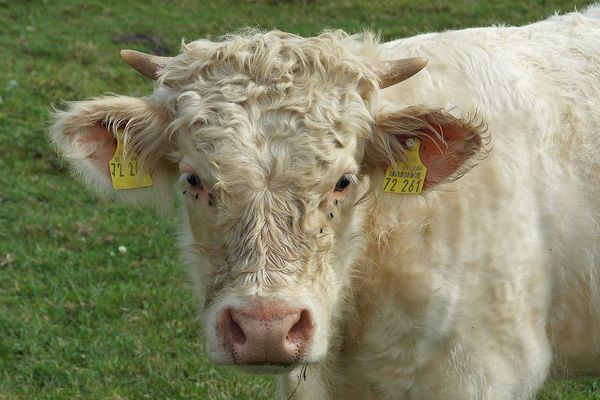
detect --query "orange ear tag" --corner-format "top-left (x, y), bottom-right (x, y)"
top-left (382, 138), bottom-right (427, 194)
top-left (109, 130), bottom-right (153, 190)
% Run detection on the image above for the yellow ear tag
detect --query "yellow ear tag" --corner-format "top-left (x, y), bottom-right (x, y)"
top-left (382, 138), bottom-right (427, 194)
top-left (109, 130), bottom-right (153, 190)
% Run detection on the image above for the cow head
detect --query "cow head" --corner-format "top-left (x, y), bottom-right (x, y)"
top-left (51, 31), bottom-right (483, 373)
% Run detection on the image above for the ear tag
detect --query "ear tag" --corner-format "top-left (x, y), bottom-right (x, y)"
top-left (382, 138), bottom-right (427, 194)
top-left (109, 130), bottom-right (153, 190)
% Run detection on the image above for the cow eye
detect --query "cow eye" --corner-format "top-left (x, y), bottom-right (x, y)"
top-left (334, 175), bottom-right (351, 192)
top-left (186, 173), bottom-right (202, 189)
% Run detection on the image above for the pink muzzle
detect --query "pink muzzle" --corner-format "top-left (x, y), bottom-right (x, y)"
top-left (218, 299), bottom-right (314, 365)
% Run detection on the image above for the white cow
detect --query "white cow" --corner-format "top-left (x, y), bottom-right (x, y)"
top-left (51, 6), bottom-right (600, 399)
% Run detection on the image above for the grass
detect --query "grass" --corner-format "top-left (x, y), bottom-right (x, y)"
top-left (1, 0), bottom-right (599, 398)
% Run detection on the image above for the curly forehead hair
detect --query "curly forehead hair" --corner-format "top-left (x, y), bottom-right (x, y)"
top-left (154, 30), bottom-right (383, 198)
top-left (159, 29), bottom-right (381, 97)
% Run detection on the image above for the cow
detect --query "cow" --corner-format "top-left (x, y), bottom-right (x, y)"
top-left (50, 6), bottom-right (600, 399)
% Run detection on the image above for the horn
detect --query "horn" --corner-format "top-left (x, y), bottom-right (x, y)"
top-left (372, 57), bottom-right (428, 89)
top-left (120, 49), bottom-right (172, 80)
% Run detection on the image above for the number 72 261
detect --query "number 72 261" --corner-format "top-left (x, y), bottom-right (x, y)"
top-left (383, 177), bottom-right (423, 194)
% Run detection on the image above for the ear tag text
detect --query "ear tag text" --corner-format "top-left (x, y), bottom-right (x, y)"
top-left (109, 130), bottom-right (153, 190)
top-left (382, 138), bottom-right (427, 194)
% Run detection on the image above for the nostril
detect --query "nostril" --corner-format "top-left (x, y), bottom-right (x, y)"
top-left (286, 309), bottom-right (313, 344)
top-left (220, 304), bottom-right (314, 365)
top-left (225, 309), bottom-right (246, 345)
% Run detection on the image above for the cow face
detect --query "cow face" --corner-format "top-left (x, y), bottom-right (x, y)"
top-left (51, 30), bottom-right (482, 373)
top-left (177, 103), bottom-right (368, 370)
top-left (159, 32), bottom-right (381, 371)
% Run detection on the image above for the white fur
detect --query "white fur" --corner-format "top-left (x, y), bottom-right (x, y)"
top-left (51, 6), bottom-right (600, 399)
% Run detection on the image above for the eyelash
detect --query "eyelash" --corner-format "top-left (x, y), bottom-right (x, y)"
top-left (181, 173), bottom-right (202, 189)
top-left (334, 174), bottom-right (357, 193)
top-left (334, 175), bottom-right (350, 192)
top-left (186, 173), bottom-right (202, 189)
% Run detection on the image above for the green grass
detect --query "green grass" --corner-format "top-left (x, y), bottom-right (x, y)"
top-left (1, 0), bottom-right (599, 398)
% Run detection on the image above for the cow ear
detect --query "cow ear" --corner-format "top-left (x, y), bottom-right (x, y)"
top-left (50, 95), bottom-right (177, 211)
top-left (365, 106), bottom-right (486, 191)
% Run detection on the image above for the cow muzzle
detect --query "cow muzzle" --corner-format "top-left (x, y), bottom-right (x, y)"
top-left (217, 298), bottom-right (315, 367)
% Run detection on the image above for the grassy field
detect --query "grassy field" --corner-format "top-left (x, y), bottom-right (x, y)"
top-left (1, 0), bottom-right (600, 398)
